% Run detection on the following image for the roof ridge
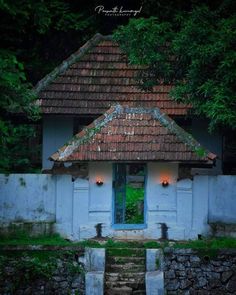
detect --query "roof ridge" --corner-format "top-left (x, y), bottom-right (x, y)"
top-left (34, 33), bottom-right (112, 94)
top-left (51, 104), bottom-right (217, 162)
top-left (50, 104), bottom-right (122, 161)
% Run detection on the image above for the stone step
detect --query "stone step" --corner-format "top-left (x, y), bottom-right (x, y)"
top-left (107, 256), bottom-right (145, 265)
top-left (106, 262), bottom-right (145, 272)
top-left (132, 291), bottom-right (146, 295)
top-left (106, 272), bottom-right (145, 282)
top-left (106, 280), bottom-right (145, 290)
top-left (105, 248), bottom-right (146, 294)
top-left (105, 286), bottom-right (133, 295)
top-left (106, 248), bottom-right (146, 257)
top-left (105, 287), bottom-right (146, 295)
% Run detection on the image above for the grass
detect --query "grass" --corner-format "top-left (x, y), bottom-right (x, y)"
top-left (105, 239), bottom-right (144, 248)
top-left (174, 237), bottom-right (236, 250)
top-left (0, 230), bottom-right (162, 249)
top-left (0, 250), bottom-right (68, 261)
top-left (0, 231), bottom-right (101, 247)
top-left (106, 247), bottom-right (146, 257)
top-left (0, 232), bottom-right (72, 246)
top-left (0, 231), bottom-right (236, 250)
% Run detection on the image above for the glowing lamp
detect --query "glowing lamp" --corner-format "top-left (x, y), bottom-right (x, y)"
top-left (96, 178), bottom-right (103, 186)
top-left (162, 180), bottom-right (169, 187)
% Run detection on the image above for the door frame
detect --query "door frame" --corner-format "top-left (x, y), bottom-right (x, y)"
top-left (112, 162), bottom-right (147, 230)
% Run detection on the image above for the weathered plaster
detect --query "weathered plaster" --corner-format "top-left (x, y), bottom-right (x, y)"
top-left (1, 173), bottom-right (236, 240)
top-left (209, 175), bottom-right (236, 223)
top-left (0, 174), bottom-right (56, 223)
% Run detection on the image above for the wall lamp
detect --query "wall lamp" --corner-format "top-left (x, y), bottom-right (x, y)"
top-left (96, 179), bottom-right (104, 186)
top-left (162, 180), bottom-right (169, 187)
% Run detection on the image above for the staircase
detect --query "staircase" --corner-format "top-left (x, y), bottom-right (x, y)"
top-left (105, 247), bottom-right (146, 295)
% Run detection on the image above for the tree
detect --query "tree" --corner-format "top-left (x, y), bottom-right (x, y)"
top-left (0, 0), bottom-right (96, 172)
top-left (113, 2), bottom-right (236, 130)
top-left (0, 49), bottom-right (40, 172)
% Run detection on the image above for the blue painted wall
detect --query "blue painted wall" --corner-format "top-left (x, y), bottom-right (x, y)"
top-left (1, 173), bottom-right (236, 240)
top-left (42, 116), bottom-right (74, 169)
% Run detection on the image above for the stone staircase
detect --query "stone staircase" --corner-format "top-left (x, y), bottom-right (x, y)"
top-left (105, 247), bottom-right (146, 295)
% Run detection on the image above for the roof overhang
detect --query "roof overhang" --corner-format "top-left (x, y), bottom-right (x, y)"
top-left (50, 104), bottom-right (217, 165)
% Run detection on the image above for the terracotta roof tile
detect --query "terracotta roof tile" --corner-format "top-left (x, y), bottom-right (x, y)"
top-left (35, 34), bottom-right (190, 116)
top-left (50, 105), bottom-right (216, 163)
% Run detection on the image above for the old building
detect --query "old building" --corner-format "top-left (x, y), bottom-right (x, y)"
top-left (2, 34), bottom-right (234, 241)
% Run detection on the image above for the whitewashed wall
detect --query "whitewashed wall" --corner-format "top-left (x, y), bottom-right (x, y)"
top-left (0, 174), bottom-right (56, 223)
top-left (0, 171), bottom-right (236, 240)
top-left (208, 175), bottom-right (236, 223)
top-left (145, 163), bottom-right (178, 239)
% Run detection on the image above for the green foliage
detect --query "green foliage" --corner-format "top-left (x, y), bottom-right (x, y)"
top-left (0, 120), bottom-right (40, 173)
top-left (105, 239), bottom-right (143, 249)
top-left (0, 0), bottom-right (92, 35)
top-left (114, 2), bottom-right (236, 130)
top-left (0, 50), bottom-right (39, 116)
top-left (125, 185), bottom-right (144, 224)
top-left (0, 252), bottom-right (57, 290)
top-left (0, 0), bottom-right (96, 172)
top-left (0, 0), bottom-right (96, 82)
top-left (0, 43), bottom-right (40, 172)
top-left (195, 147), bottom-right (207, 157)
top-left (0, 232), bottom-right (72, 246)
top-left (0, 231), bottom-right (101, 247)
top-left (16, 254), bottom-right (56, 281)
top-left (106, 248), bottom-right (145, 257)
top-left (0, 250), bottom-right (83, 291)
top-left (174, 237), bottom-right (236, 249)
top-left (143, 241), bottom-right (162, 249)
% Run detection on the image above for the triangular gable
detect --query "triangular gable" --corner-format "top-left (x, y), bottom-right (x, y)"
top-left (50, 105), bottom-right (216, 163)
top-left (36, 34), bottom-right (190, 116)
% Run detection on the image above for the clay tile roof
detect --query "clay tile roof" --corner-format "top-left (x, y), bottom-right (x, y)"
top-left (35, 33), bottom-right (190, 116)
top-left (50, 105), bottom-right (217, 163)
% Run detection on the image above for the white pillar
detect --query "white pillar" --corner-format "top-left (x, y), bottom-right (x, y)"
top-left (55, 175), bottom-right (73, 238)
top-left (146, 271), bottom-right (164, 295)
top-left (176, 179), bottom-right (193, 239)
top-left (73, 178), bottom-right (89, 240)
top-left (86, 272), bottom-right (104, 295)
top-left (146, 249), bottom-right (164, 271)
top-left (192, 175), bottom-right (209, 236)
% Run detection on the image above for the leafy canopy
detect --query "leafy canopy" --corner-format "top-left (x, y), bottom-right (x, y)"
top-left (0, 0), bottom-right (95, 172)
top-left (0, 49), bottom-right (40, 172)
top-left (114, 4), bottom-right (236, 130)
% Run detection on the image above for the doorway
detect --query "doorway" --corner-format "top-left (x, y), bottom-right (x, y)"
top-left (113, 163), bottom-right (146, 228)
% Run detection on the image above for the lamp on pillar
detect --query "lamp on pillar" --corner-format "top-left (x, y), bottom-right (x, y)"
top-left (162, 180), bottom-right (169, 187)
top-left (96, 178), bottom-right (103, 186)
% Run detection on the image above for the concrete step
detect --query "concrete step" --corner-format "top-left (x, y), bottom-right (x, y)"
top-left (106, 280), bottom-right (145, 290)
top-left (106, 248), bottom-right (146, 257)
top-left (105, 248), bottom-right (146, 294)
top-left (105, 286), bottom-right (133, 295)
top-left (107, 256), bottom-right (145, 265)
top-left (106, 272), bottom-right (145, 282)
top-left (105, 288), bottom-right (146, 295)
top-left (106, 262), bottom-right (145, 272)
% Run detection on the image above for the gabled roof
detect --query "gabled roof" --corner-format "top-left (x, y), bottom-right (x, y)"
top-left (50, 105), bottom-right (216, 163)
top-left (36, 33), bottom-right (190, 116)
